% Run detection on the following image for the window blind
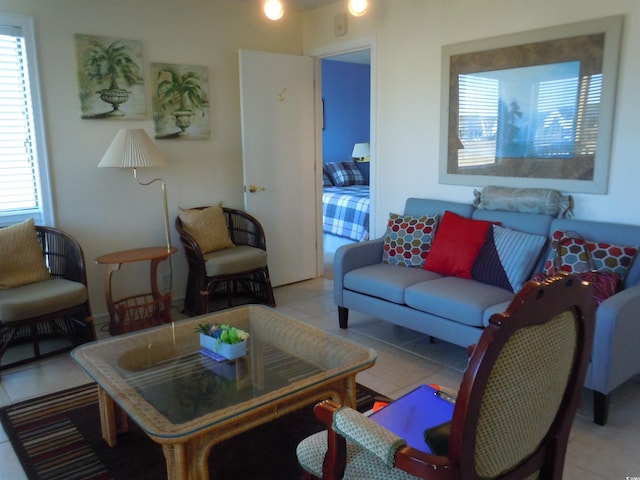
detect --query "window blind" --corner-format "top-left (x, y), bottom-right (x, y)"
top-left (0, 24), bottom-right (44, 226)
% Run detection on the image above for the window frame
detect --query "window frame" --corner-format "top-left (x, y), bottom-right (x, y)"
top-left (0, 13), bottom-right (53, 227)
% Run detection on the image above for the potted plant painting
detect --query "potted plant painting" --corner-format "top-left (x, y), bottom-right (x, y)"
top-left (155, 64), bottom-right (208, 136)
top-left (79, 36), bottom-right (143, 117)
top-left (196, 323), bottom-right (249, 360)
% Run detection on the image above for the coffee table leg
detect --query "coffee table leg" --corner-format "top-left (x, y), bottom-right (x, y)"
top-left (97, 386), bottom-right (128, 447)
top-left (343, 375), bottom-right (358, 408)
top-left (162, 441), bottom-right (210, 480)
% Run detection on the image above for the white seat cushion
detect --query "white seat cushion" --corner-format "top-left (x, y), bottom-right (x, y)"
top-left (0, 279), bottom-right (88, 323)
top-left (204, 245), bottom-right (267, 276)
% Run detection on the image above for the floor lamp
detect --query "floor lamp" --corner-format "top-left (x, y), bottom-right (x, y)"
top-left (98, 128), bottom-right (175, 299)
top-left (98, 128), bottom-right (172, 253)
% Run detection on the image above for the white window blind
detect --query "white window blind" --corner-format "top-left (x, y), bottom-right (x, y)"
top-left (457, 74), bottom-right (499, 167)
top-left (0, 15), bottom-right (51, 227)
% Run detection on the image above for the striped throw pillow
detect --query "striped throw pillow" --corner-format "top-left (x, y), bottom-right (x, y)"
top-left (472, 224), bottom-right (547, 292)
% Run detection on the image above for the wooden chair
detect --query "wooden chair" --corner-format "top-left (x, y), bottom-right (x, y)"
top-left (0, 226), bottom-right (96, 374)
top-left (175, 206), bottom-right (276, 316)
top-left (297, 273), bottom-right (595, 480)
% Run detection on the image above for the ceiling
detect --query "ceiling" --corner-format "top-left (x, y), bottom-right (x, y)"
top-left (257, 0), bottom-right (371, 64)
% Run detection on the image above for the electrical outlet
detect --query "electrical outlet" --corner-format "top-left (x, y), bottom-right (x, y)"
top-left (160, 273), bottom-right (171, 291)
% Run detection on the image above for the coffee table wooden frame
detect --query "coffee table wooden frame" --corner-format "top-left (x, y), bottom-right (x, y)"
top-left (72, 305), bottom-right (376, 480)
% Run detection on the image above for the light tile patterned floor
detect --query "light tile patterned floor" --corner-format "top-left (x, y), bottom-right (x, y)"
top-left (1, 277), bottom-right (639, 479)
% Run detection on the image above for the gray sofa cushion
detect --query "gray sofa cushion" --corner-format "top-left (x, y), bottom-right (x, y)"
top-left (472, 208), bottom-right (553, 236)
top-left (344, 264), bottom-right (440, 304)
top-left (483, 300), bottom-right (512, 327)
top-left (405, 277), bottom-right (514, 327)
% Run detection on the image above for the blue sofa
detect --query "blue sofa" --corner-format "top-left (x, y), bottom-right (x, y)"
top-left (334, 197), bottom-right (640, 425)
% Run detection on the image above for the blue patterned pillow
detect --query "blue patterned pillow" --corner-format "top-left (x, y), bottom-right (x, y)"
top-left (472, 225), bottom-right (547, 292)
top-left (323, 172), bottom-right (333, 186)
top-left (324, 161), bottom-right (365, 187)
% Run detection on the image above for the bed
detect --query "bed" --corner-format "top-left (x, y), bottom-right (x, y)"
top-left (322, 160), bottom-right (370, 243)
top-left (322, 184), bottom-right (370, 242)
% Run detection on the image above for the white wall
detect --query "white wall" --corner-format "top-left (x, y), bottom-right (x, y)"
top-left (4, 0), bottom-right (639, 322)
top-left (1, 0), bottom-right (304, 320)
top-left (304, 0), bottom-right (640, 235)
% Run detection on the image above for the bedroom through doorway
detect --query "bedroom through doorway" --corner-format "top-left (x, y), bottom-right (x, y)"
top-left (320, 48), bottom-right (372, 278)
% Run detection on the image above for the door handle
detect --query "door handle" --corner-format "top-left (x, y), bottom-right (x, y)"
top-left (247, 184), bottom-right (266, 193)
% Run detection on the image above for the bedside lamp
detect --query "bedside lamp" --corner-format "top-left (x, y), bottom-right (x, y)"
top-left (98, 128), bottom-right (172, 252)
top-left (352, 142), bottom-right (370, 162)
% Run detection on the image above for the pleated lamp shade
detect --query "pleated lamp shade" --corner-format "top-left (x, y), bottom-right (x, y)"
top-left (98, 129), bottom-right (167, 168)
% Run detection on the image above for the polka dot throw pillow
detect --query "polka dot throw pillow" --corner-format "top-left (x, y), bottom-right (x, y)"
top-left (382, 213), bottom-right (439, 267)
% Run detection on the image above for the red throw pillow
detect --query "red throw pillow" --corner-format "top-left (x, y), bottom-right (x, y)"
top-left (423, 211), bottom-right (495, 279)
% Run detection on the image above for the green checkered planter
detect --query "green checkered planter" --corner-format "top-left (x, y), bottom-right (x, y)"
top-left (383, 213), bottom-right (439, 267)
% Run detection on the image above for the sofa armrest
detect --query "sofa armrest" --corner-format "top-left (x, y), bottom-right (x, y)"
top-left (588, 284), bottom-right (640, 393)
top-left (333, 238), bottom-right (384, 306)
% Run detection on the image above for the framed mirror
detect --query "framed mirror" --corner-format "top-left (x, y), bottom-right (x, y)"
top-left (439, 16), bottom-right (623, 193)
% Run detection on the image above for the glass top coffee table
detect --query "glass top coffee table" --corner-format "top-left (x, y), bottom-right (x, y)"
top-left (71, 305), bottom-right (377, 480)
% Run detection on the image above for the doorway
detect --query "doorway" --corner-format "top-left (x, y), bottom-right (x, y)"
top-left (313, 42), bottom-right (375, 279)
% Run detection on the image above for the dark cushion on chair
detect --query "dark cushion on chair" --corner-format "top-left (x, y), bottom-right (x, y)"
top-left (204, 246), bottom-right (268, 276)
top-left (0, 279), bottom-right (88, 322)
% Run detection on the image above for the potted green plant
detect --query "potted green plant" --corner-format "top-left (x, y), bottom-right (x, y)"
top-left (156, 66), bottom-right (208, 133)
top-left (83, 39), bottom-right (141, 116)
top-left (196, 323), bottom-right (249, 360)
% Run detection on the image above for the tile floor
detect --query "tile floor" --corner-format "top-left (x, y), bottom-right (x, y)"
top-left (1, 277), bottom-right (639, 479)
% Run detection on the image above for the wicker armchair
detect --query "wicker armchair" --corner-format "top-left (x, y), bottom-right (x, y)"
top-left (297, 273), bottom-right (595, 480)
top-left (0, 225), bottom-right (96, 374)
top-left (175, 206), bottom-right (276, 316)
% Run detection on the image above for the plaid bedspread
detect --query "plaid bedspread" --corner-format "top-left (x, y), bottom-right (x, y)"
top-left (322, 185), bottom-right (370, 242)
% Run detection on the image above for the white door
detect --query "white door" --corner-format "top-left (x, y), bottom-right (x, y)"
top-left (239, 49), bottom-right (318, 287)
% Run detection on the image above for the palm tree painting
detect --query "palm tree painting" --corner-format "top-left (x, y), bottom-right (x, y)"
top-left (151, 63), bottom-right (210, 139)
top-left (75, 34), bottom-right (145, 119)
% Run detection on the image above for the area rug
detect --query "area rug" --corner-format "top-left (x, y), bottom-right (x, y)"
top-left (1, 382), bottom-right (380, 480)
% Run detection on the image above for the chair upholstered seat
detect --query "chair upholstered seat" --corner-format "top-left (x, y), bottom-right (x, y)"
top-left (0, 279), bottom-right (88, 322)
top-left (204, 245), bottom-right (267, 277)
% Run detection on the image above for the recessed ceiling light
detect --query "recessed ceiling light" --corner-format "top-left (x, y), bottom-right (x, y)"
top-left (348, 0), bottom-right (368, 17)
top-left (264, 0), bottom-right (284, 20)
